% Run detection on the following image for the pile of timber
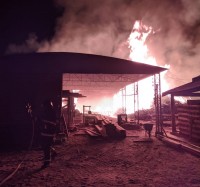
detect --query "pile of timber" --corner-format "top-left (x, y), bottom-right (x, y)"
top-left (85, 116), bottom-right (126, 139)
top-left (177, 104), bottom-right (200, 141)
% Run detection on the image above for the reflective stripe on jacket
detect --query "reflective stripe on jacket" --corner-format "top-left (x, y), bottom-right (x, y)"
top-left (40, 119), bottom-right (57, 137)
top-left (41, 132), bottom-right (55, 137)
top-left (42, 120), bottom-right (56, 126)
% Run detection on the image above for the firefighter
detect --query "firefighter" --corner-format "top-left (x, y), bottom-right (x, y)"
top-left (39, 99), bottom-right (57, 168)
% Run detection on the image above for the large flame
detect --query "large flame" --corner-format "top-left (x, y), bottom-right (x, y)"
top-left (75, 20), bottom-right (170, 116)
top-left (127, 20), bottom-right (169, 111)
top-left (111, 21), bottom-right (169, 115)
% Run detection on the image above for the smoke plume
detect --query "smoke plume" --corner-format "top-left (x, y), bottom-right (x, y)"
top-left (6, 0), bottom-right (200, 88)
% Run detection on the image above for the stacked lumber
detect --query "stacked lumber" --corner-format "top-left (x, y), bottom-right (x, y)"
top-left (81, 115), bottom-right (126, 139)
top-left (105, 117), bottom-right (126, 138)
top-left (94, 116), bottom-right (126, 139)
top-left (177, 104), bottom-right (200, 140)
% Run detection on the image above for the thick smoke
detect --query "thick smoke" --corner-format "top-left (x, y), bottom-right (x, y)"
top-left (6, 0), bottom-right (200, 88)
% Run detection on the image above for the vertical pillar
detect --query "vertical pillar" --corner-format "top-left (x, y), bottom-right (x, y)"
top-left (83, 105), bottom-right (85, 123)
top-left (125, 87), bottom-right (126, 114)
top-left (121, 88), bottom-right (126, 114)
top-left (154, 74), bottom-right (163, 135)
top-left (171, 94), bottom-right (176, 133)
top-left (133, 82), bottom-right (139, 124)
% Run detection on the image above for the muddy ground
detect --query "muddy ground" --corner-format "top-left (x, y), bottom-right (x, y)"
top-left (0, 129), bottom-right (200, 187)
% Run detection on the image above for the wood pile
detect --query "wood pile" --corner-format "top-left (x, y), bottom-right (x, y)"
top-left (177, 104), bottom-right (200, 141)
top-left (84, 116), bottom-right (126, 139)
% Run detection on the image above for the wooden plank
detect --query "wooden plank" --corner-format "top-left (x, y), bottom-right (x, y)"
top-left (192, 123), bottom-right (200, 129)
top-left (177, 116), bottom-right (190, 122)
top-left (94, 125), bottom-right (107, 137)
top-left (101, 117), bottom-right (126, 138)
top-left (85, 129), bottom-right (102, 137)
top-left (194, 119), bottom-right (200, 123)
top-left (191, 134), bottom-right (200, 140)
top-left (192, 126), bottom-right (200, 131)
top-left (113, 123), bottom-right (126, 138)
top-left (177, 122), bottom-right (190, 127)
top-left (179, 131), bottom-right (190, 136)
top-left (177, 105), bottom-right (200, 110)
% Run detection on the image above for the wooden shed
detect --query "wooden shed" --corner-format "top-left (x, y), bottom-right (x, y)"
top-left (162, 75), bottom-right (200, 141)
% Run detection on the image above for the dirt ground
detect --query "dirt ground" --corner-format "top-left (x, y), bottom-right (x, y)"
top-left (0, 128), bottom-right (200, 187)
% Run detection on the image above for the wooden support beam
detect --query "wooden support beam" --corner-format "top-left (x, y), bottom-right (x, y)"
top-left (173, 92), bottom-right (200, 97)
top-left (171, 94), bottom-right (176, 133)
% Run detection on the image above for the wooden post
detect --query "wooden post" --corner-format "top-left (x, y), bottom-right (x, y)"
top-left (171, 94), bottom-right (176, 133)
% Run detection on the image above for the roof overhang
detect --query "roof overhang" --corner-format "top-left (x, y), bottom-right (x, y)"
top-left (162, 75), bottom-right (200, 97)
top-left (0, 52), bottom-right (167, 94)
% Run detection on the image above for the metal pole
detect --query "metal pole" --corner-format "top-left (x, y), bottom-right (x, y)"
top-left (154, 75), bottom-right (158, 135)
top-left (158, 73), bottom-right (163, 134)
top-left (137, 82), bottom-right (139, 125)
top-left (83, 105), bottom-right (85, 123)
top-left (154, 74), bottom-right (163, 135)
top-left (121, 89), bottom-right (123, 113)
top-left (125, 87), bottom-right (126, 114)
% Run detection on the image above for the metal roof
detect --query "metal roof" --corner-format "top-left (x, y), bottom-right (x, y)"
top-left (0, 52), bottom-right (167, 94)
top-left (162, 75), bottom-right (200, 97)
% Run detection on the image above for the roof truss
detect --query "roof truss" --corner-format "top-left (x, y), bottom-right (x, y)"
top-left (62, 73), bottom-right (149, 91)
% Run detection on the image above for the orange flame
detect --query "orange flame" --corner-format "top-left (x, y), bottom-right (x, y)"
top-left (75, 21), bottom-right (170, 116)
top-left (113, 20), bottom-right (170, 114)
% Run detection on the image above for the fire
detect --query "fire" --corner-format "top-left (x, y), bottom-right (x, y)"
top-left (113, 20), bottom-right (169, 114)
top-left (74, 20), bottom-right (169, 116)
top-left (128, 21), bottom-right (156, 65)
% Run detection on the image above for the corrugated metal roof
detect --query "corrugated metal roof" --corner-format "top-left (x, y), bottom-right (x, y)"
top-left (0, 52), bottom-right (167, 93)
top-left (162, 75), bottom-right (200, 96)
top-left (0, 52), bottom-right (166, 74)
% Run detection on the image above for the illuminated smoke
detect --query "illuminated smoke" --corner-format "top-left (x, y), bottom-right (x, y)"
top-left (6, 0), bottom-right (200, 87)
top-left (6, 0), bottom-right (200, 113)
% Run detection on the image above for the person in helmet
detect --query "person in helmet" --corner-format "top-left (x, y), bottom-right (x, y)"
top-left (39, 99), bottom-right (57, 168)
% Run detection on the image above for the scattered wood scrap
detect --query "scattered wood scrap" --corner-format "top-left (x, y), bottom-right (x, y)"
top-left (85, 129), bottom-right (101, 137)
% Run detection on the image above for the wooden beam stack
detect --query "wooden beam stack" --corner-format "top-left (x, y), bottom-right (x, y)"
top-left (94, 116), bottom-right (126, 139)
top-left (177, 104), bottom-right (200, 141)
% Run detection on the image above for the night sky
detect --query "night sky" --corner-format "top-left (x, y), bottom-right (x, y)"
top-left (0, 0), bottom-right (200, 88)
top-left (0, 0), bottom-right (63, 54)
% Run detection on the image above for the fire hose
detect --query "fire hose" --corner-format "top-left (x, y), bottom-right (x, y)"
top-left (0, 103), bottom-right (35, 186)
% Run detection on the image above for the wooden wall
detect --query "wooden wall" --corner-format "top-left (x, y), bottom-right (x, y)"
top-left (177, 104), bottom-right (200, 141)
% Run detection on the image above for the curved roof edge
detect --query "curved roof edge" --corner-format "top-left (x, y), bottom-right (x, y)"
top-left (0, 52), bottom-right (167, 74)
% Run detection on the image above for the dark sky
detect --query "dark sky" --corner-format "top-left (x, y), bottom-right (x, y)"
top-left (0, 0), bottom-right (200, 88)
top-left (0, 0), bottom-right (63, 55)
